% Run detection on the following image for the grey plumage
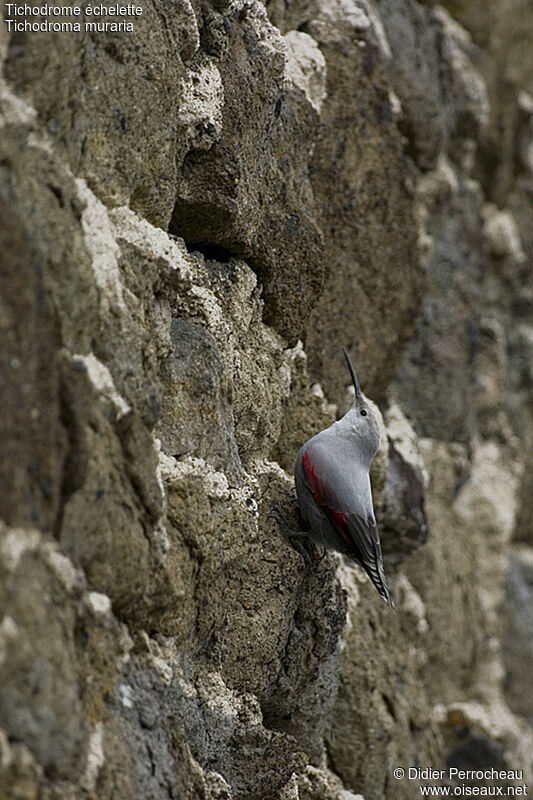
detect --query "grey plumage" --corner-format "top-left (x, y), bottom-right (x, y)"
top-left (294, 349), bottom-right (393, 606)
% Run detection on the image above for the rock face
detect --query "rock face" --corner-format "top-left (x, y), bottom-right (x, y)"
top-left (1, 0), bottom-right (532, 798)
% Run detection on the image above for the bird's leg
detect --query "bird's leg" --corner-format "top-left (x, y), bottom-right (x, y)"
top-left (267, 506), bottom-right (309, 537)
top-left (268, 506), bottom-right (313, 566)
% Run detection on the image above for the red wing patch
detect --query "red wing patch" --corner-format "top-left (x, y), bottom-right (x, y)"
top-left (302, 450), bottom-right (350, 541)
top-left (329, 509), bottom-right (349, 529)
top-left (302, 450), bottom-right (322, 503)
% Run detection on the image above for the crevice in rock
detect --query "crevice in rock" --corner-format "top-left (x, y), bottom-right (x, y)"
top-left (187, 242), bottom-right (235, 263)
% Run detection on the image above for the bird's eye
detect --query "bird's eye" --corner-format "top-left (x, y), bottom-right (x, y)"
top-left (360, 409), bottom-right (368, 417)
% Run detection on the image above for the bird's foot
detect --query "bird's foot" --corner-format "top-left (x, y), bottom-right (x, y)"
top-left (267, 505), bottom-right (308, 537)
top-left (268, 506), bottom-right (313, 566)
top-left (267, 505), bottom-right (291, 532)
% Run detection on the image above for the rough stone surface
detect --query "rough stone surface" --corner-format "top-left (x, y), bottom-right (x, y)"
top-left (300, 0), bottom-right (424, 405)
top-left (502, 547), bottom-right (533, 726)
top-left (1, 0), bottom-right (533, 798)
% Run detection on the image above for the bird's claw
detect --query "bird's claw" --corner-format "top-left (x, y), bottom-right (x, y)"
top-left (268, 506), bottom-right (313, 566)
top-left (267, 505), bottom-right (291, 532)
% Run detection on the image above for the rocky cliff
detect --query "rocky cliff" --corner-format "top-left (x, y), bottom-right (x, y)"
top-left (1, 0), bottom-right (532, 798)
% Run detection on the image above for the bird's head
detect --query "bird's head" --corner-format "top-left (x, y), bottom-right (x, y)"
top-left (342, 348), bottom-right (381, 461)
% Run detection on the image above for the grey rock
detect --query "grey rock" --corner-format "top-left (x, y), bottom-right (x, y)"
top-left (502, 548), bottom-right (533, 725)
top-left (1, 0), bottom-right (533, 796)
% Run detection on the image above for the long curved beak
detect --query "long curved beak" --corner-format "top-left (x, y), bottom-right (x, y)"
top-left (342, 347), bottom-right (362, 399)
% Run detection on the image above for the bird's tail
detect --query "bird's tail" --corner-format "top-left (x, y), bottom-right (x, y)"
top-left (365, 542), bottom-right (394, 608)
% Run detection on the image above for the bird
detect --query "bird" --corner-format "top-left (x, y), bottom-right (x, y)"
top-left (293, 348), bottom-right (393, 606)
